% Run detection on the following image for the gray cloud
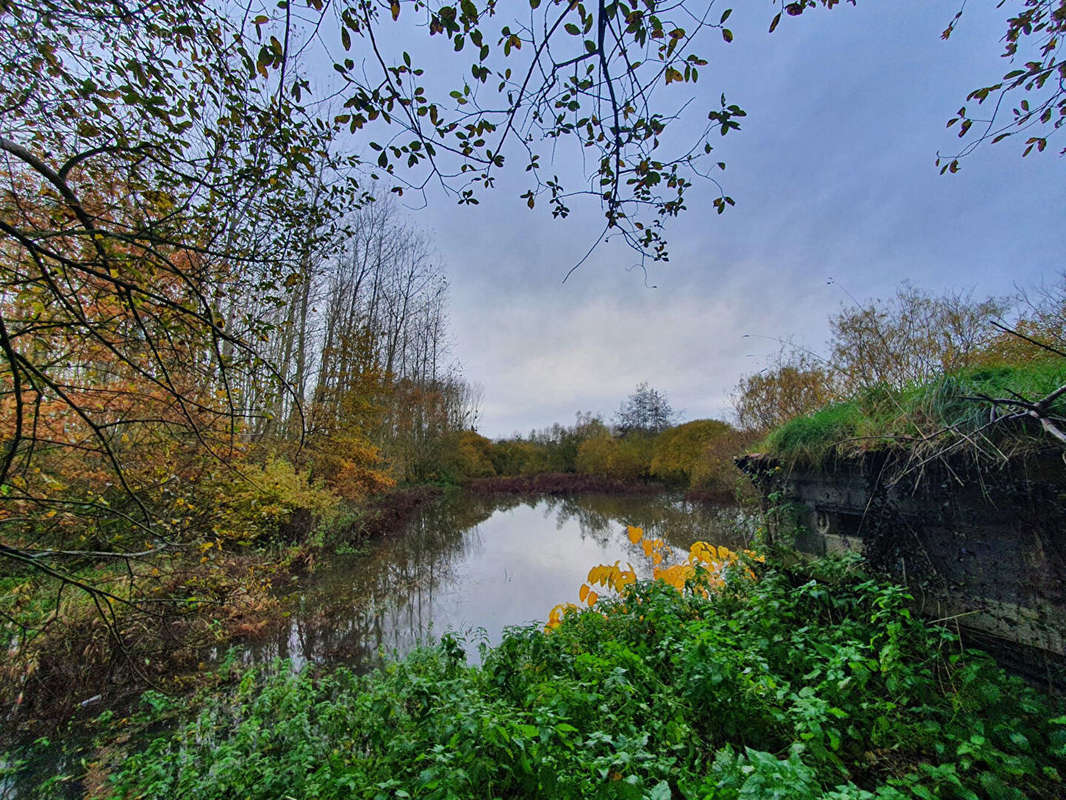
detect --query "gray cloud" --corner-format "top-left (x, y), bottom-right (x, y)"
top-left (392, 0), bottom-right (1065, 437)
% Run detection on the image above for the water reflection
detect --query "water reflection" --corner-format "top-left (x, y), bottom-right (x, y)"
top-left (250, 492), bottom-right (750, 670)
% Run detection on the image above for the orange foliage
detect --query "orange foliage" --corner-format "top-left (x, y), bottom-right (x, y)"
top-left (545, 525), bottom-right (764, 630)
top-left (1, 167), bottom-right (254, 546)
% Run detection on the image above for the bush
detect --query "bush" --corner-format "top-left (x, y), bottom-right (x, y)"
top-left (650, 419), bottom-right (746, 490)
top-left (487, 438), bottom-right (544, 476)
top-left (734, 360), bottom-right (836, 434)
top-left (105, 557), bottom-right (1066, 800)
top-left (309, 433), bottom-right (395, 501)
top-left (448, 430), bottom-right (498, 479)
top-left (208, 456), bottom-right (341, 544)
top-left (575, 434), bottom-right (653, 482)
top-left (575, 433), bottom-right (615, 476)
top-left (607, 435), bottom-right (653, 481)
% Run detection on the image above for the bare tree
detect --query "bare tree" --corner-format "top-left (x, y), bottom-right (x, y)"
top-left (828, 285), bottom-right (1009, 395)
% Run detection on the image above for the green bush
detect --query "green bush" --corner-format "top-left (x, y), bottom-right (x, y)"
top-left (575, 433), bottom-right (616, 476)
top-left (487, 438), bottom-right (545, 475)
top-left (650, 419), bottom-right (733, 485)
top-left (436, 429), bottom-right (497, 480)
top-left (103, 557), bottom-right (1066, 800)
top-left (576, 434), bottom-right (653, 481)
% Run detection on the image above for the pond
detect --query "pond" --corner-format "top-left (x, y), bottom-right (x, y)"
top-left (245, 491), bottom-right (754, 672)
top-left (2, 491), bottom-right (753, 799)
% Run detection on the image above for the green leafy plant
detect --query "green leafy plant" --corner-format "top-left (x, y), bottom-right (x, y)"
top-left (88, 554), bottom-right (1065, 800)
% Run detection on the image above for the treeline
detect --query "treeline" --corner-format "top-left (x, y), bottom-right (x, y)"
top-left (0, 196), bottom-right (485, 719)
top-left (732, 279), bottom-right (1066, 460)
top-left (231, 201), bottom-right (481, 491)
top-left (439, 412), bottom-right (754, 499)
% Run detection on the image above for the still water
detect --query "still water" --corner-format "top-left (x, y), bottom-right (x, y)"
top-left (2, 492), bottom-right (750, 799)
top-left (247, 491), bottom-right (752, 671)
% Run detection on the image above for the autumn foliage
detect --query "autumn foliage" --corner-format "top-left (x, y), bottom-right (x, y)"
top-left (546, 523), bottom-right (764, 630)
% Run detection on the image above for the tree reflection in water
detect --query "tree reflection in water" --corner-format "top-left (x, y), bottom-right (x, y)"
top-left (247, 492), bottom-right (751, 672)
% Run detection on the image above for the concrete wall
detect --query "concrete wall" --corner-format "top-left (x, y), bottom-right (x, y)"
top-left (738, 451), bottom-right (1066, 687)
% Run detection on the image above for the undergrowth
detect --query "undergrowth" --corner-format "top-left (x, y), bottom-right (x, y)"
top-left (762, 360), bottom-right (1066, 465)
top-left (24, 555), bottom-right (1062, 799)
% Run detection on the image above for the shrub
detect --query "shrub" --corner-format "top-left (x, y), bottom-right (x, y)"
top-left (576, 434), bottom-right (653, 482)
top-left (104, 557), bottom-right (1066, 800)
top-left (450, 430), bottom-right (498, 479)
top-left (487, 438), bottom-right (543, 475)
top-left (650, 419), bottom-right (737, 488)
top-left (734, 361), bottom-right (836, 434)
top-left (208, 456), bottom-right (341, 544)
top-left (309, 433), bottom-right (395, 501)
top-left (575, 433), bottom-right (615, 476)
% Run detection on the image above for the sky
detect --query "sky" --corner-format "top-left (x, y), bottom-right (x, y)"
top-left (339, 1), bottom-right (1066, 438)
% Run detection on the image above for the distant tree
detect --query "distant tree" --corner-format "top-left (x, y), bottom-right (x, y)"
top-left (829, 284), bottom-right (1009, 394)
top-left (615, 382), bottom-right (676, 435)
top-left (735, 284), bottom-right (1014, 433)
top-left (733, 355), bottom-right (834, 434)
top-left (979, 273), bottom-right (1066, 365)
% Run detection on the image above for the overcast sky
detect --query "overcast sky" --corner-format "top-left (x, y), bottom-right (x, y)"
top-left (361, 1), bottom-right (1065, 438)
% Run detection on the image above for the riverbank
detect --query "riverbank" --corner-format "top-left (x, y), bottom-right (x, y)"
top-left (14, 552), bottom-right (1064, 799)
top-left (463, 472), bottom-right (666, 496)
top-left (1, 481), bottom-right (739, 747)
top-left (462, 472), bottom-right (744, 505)
top-left (1, 491), bottom-right (408, 743)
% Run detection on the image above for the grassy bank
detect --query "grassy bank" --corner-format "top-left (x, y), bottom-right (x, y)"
top-left (761, 360), bottom-right (1066, 466)
top-left (14, 554), bottom-right (1063, 799)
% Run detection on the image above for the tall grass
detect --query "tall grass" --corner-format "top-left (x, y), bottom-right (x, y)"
top-left (761, 359), bottom-right (1066, 465)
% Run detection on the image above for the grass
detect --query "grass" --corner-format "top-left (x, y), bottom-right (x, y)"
top-left (9, 554), bottom-right (1063, 799)
top-left (761, 359), bottom-right (1066, 465)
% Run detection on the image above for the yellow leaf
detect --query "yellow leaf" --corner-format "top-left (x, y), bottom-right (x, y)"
top-left (626, 525), bottom-right (643, 544)
top-left (579, 583), bottom-right (590, 603)
top-left (690, 541), bottom-right (713, 563)
top-left (587, 590), bottom-right (599, 606)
